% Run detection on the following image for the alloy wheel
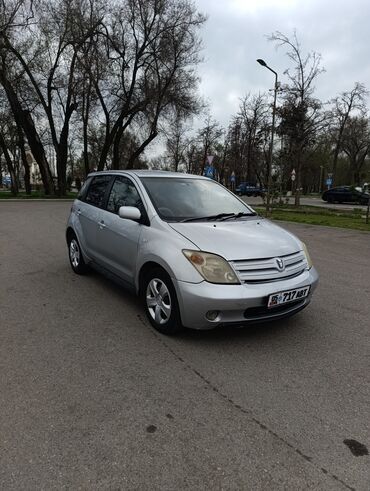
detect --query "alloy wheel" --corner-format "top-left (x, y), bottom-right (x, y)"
top-left (146, 278), bottom-right (172, 325)
top-left (69, 239), bottom-right (80, 268)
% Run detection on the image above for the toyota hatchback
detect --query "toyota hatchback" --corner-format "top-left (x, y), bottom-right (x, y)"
top-left (66, 171), bottom-right (318, 334)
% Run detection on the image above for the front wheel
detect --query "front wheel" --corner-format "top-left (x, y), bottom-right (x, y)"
top-left (142, 268), bottom-right (183, 335)
top-left (68, 233), bottom-right (89, 275)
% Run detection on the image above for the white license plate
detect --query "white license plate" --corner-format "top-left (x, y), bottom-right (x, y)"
top-left (267, 286), bottom-right (310, 308)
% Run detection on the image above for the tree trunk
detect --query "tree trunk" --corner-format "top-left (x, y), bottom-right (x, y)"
top-left (56, 104), bottom-right (77, 196)
top-left (294, 149), bottom-right (302, 207)
top-left (331, 141), bottom-right (341, 187)
top-left (17, 127), bottom-right (31, 194)
top-left (98, 114), bottom-right (128, 171)
top-left (23, 110), bottom-right (56, 195)
top-left (0, 69), bottom-right (55, 194)
top-left (112, 125), bottom-right (125, 169)
top-left (201, 144), bottom-right (209, 176)
top-left (127, 130), bottom-right (158, 169)
top-left (83, 123), bottom-right (90, 177)
top-left (98, 130), bottom-right (116, 171)
top-left (101, 113), bottom-right (136, 171)
top-left (82, 81), bottom-right (91, 177)
top-left (0, 131), bottom-right (18, 195)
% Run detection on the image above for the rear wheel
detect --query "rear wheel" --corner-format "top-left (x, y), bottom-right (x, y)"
top-left (142, 268), bottom-right (183, 335)
top-left (67, 233), bottom-right (89, 275)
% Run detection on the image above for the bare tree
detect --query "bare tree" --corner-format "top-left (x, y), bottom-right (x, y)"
top-left (0, 128), bottom-right (18, 194)
top-left (197, 115), bottom-right (223, 175)
top-left (0, 0), bottom-right (57, 194)
top-left (341, 116), bottom-right (370, 185)
top-left (164, 111), bottom-right (190, 171)
top-left (269, 31), bottom-right (326, 205)
top-left (77, 0), bottom-right (205, 171)
top-left (233, 93), bottom-right (270, 183)
top-left (330, 83), bottom-right (368, 185)
top-left (0, 0), bottom-right (106, 194)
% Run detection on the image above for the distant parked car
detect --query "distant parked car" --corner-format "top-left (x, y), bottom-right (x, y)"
top-left (235, 182), bottom-right (265, 197)
top-left (322, 186), bottom-right (370, 205)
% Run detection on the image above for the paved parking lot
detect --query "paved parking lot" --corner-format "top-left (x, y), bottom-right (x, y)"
top-left (1, 201), bottom-right (369, 490)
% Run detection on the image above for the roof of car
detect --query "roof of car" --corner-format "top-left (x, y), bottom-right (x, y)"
top-left (88, 169), bottom-right (208, 179)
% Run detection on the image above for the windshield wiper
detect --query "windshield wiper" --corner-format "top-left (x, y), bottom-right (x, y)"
top-left (181, 213), bottom-right (236, 223)
top-left (220, 211), bottom-right (257, 221)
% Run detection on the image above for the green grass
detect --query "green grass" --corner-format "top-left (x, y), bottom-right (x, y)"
top-left (0, 190), bottom-right (77, 199)
top-left (255, 205), bottom-right (370, 232)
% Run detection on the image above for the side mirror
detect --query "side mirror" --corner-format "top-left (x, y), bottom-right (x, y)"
top-left (118, 206), bottom-right (141, 221)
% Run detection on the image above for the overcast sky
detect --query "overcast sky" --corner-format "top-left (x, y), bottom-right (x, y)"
top-left (194, 0), bottom-right (370, 127)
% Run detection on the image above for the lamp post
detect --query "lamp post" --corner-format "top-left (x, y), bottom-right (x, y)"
top-left (257, 59), bottom-right (278, 215)
top-left (319, 165), bottom-right (324, 194)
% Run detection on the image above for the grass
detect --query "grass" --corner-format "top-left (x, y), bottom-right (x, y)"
top-left (255, 204), bottom-right (370, 232)
top-left (0, 190), bottom-right (77, 199)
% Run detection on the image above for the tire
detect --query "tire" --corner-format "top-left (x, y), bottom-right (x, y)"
top-left (142, 267), bottom-right (183, 335)
top-left (67, 232), bottom-right (89, 275)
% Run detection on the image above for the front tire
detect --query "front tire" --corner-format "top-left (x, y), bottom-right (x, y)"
top-left (142, 268), bottom-right (183, 335)
top-left (68, 233), bottom-right (89, 275)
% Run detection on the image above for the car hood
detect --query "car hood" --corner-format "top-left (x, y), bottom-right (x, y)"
top-left (169, 218), bottom-right (302, 260)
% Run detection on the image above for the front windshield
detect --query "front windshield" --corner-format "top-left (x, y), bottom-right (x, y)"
top-left (140, 177), bottom-right (255, 222)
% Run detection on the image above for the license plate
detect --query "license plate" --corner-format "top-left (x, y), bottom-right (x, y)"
top-left (267, 286), bottom-right (310, 308)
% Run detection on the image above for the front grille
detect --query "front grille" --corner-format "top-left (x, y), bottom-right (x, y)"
top-left (231, 251), bottom-right (307, 284)
top-left (244, 299), bottom-right (306, 319)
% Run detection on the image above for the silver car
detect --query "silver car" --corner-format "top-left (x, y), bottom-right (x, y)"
top-left (66, 170), bottom-right (318, 334)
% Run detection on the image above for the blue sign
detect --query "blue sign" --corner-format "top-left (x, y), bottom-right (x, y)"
top-left (326, 178), bottom-right (333, 186)
top-left (204, 166), bottom-right (214, 178)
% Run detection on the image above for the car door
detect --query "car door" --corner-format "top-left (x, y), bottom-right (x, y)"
top-left (331, 187), bottom-right (343, 202)
top-left (76, 175), bottom-right (112, 259)
top-left (339, 187), bottom-right (351, 203)
top-left (95, 175), bottom-right (146, 284)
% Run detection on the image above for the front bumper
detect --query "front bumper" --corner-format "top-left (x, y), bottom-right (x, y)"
top-left (174, 267), bottom-right (319, 330)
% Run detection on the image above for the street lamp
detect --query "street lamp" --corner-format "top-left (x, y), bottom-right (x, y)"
top-left (319, 165), bottom-right (324, 194)
top-left (257, 59), bottom-right (278, 215)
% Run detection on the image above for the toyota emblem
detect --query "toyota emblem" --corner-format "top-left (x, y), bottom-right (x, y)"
top-left (276, 258), bottom-right (285, 272)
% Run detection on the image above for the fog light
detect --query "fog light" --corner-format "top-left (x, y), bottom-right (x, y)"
top-left (206, 310), bottom-right (219, 321)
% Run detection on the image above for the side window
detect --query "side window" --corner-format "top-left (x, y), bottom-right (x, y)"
top-left (85, 175), bottom-right (112, 208)
top-left (77, 176), bottom-right (92, 201)
top-left (107, 176), bottom-right (143, 214)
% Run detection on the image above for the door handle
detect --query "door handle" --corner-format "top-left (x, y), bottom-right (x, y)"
top-left (98, 221), bottom-right (106, 229)
top-left (76, 209), bottom-right (82, 216)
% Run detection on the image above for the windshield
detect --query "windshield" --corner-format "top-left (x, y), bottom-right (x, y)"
top-left (140, 177), bottom-right (256, 222)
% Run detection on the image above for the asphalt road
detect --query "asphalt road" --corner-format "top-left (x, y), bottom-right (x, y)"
top-left (242, 195), bottom-right (368, 211)
top-left (1, 201), bottom-right (369, 490)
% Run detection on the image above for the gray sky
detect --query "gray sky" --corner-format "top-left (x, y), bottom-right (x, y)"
top-left (195, 0), bottom-right (370, 127)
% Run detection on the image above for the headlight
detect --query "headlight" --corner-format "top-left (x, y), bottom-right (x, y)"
top-left (301, 242), bottom-right (313, 269)
top-left (183, 250), bottom-right (240, 284)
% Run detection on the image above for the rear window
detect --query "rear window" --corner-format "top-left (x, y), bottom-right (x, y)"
top-left (84, 175), bottom-right (112, 208)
